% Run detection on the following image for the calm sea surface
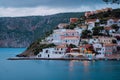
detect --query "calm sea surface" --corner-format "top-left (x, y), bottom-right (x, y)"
top-left (0, 48), bottom-right (120, 80)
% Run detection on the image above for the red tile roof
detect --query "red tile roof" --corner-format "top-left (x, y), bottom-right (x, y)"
top-left (85, 19), bottom-right (97, 23)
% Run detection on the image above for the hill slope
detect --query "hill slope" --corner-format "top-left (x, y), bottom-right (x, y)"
top-left (0, 12), bottom-right (84, 47)
top-left (17, 8), bottom-right (120, 57)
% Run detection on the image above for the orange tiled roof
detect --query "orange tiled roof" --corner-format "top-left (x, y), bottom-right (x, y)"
top-left (61, 36), bottom-right (79, 39)
top-left (104, 27), bottom-right (112, 30)
top-left (80, 44), bottom-right (92, 48)
top-left (103, 44), bottom-right (117, 47)
top-left (56, 44), bottom-right (66, 48)
top-left (85, 19), bottom-right (97, 23)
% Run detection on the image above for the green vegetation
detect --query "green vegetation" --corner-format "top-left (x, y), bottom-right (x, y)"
top-left (111, 24), bottom-right (119, 31)
top-left (0, 12), bottom-right (84, 47)
top-left (92, 26), bottom-right (104, 36)
top-left (88, 8), bottom-right (120, 19)
top-left (81, 30), bottom-right (92, 38)
top-left (65, 23), bottom-right (77, 29)
top-left (103, 0), bottom-right (120, 4)
top-left (68, 44), bottom-right (77, 48)
top-left (33, 43), bottom-right (56, 55)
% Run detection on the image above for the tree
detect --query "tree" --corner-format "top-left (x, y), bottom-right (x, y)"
top-left (111, 24), bottom-right (119, 31)
top-left (103, 0), bottom-right (120, 4)
top-left (92, 26), bottom-right (104, 36)
top-left (112, 39), bottom-right (117, 44)
top-left (66, 23), bottom-right (76, 29)
top-left (81, 30), bottom-right (92, 38)
top-left (68, 44), bottom-right (77, 48)
top-left (100, 19), bottom-right (107, 24)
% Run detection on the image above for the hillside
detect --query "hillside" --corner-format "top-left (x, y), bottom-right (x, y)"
top-left (17, 8), bottom-right (120, 57)
top-left (88, 8), bottom-right (120, 19)
top-left (0, 12), bottom-right (84, 47)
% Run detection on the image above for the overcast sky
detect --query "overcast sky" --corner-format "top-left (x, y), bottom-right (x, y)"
top-left (0, 0), bottom-right (119, 17)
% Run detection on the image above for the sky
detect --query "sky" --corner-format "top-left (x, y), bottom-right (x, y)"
top-left (0, 0), bottom-right (119, 17)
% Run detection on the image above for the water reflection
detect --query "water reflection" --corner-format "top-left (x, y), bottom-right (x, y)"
top-left (69, 60), bottom-right (91, 72)
top-left (69, 60), bottom-right (76, 72)
top-left (82, 61), bottom-right (90, 73)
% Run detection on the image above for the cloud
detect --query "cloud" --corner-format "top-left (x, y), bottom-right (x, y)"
top-left (0, 0), bottom-right (106, 8)
top-left (0, 0), bottom-right (119, 17)
top-left (0, 6), bottom-right (89, 17)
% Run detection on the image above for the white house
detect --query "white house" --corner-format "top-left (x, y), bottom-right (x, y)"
top-left (58, 23), bottom-right (69, 29)
top-left (85, 19), bottom-right (100, 31)
top-left (37, 44), bottom-right (67, 58)
top-left (95, 44), bottom-right (117, 55)
top-left (88, 38), bottom-right (99, 44)
top-left (62, 37), bottom-right (80, 46)
top-left (95, 54), bottom-right (105, 58)
top-left (93, 43), bottom-right (103, 53)
top-left (107, 19), bottom-right (120, 26)
top-left (46, 29), bottom-right (81, 46)
top-left (104, 26), bottom-right (116, 36)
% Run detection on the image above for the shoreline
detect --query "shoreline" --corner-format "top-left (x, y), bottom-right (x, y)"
top-left (7, 57), bottom-right (120, 61)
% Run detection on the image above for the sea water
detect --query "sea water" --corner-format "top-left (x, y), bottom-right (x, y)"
top-left (0, 48), bottom-right (120, 80)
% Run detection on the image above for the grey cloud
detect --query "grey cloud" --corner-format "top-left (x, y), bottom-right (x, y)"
top-left (0, 0), bottom-right (105, 8)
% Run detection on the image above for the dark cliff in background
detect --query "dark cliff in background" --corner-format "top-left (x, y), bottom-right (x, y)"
top-left (0, 12), bottom-right (84, 47)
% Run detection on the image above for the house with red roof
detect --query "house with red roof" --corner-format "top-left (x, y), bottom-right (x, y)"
top-left (85, 19), bottom-right (100, 30)
top-left (70, 18), bottom-right (78, 23)
top-left (107, 18), bottom-right (120, 26)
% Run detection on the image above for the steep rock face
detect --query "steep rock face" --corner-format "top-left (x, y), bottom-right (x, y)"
top-left (0, 12), bottom-right (84, 47)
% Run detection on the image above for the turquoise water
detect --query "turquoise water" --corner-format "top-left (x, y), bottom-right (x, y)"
top-left (0, 48), bottom-right (120, 80)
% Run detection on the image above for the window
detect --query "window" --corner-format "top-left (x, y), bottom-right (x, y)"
top-left (66, 40), bottom-right (67, 42)
top-left (110, 21), bottom-right (113, 23)
top-left (72, 33), bottom-right (74, 36)
top-left (46, 50), bottom-right (49, 53)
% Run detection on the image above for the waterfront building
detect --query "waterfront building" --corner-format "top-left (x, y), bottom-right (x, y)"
top-left (103, 44), bottom-right (117, 56)
top-left (37, 44), bottom-right (67, 58)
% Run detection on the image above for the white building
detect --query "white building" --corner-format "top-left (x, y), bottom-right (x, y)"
top-left (37, 44), bottom-right (67, 58)
top-left (62, 37), bottom-right (80, 46)
top-left (46, 29), bottom-right (81, 46)
top-left (107, 19), bottom-right (120, 26)
top-left (85, 19), bottom-right (100, 31)
top-left (88, 38), bottom-right (99, 44)
top-left (93, 43), bottom-right (103, 53)
top-left (94, 44), bottom-right (117, 55)
top-left (58, 23), bottom-right (69, 29)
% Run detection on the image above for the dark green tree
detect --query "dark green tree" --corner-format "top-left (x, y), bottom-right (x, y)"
top-left (111, 24), bottom-right (119, 31)
top-left (103, 0), bottom-right (120, 4)
top-left (92, 26), bottom-right (104, 36)
top-left (81, 30), bottom-right (92, 38)
top-left (69, 44), bottom-right (77, 48)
